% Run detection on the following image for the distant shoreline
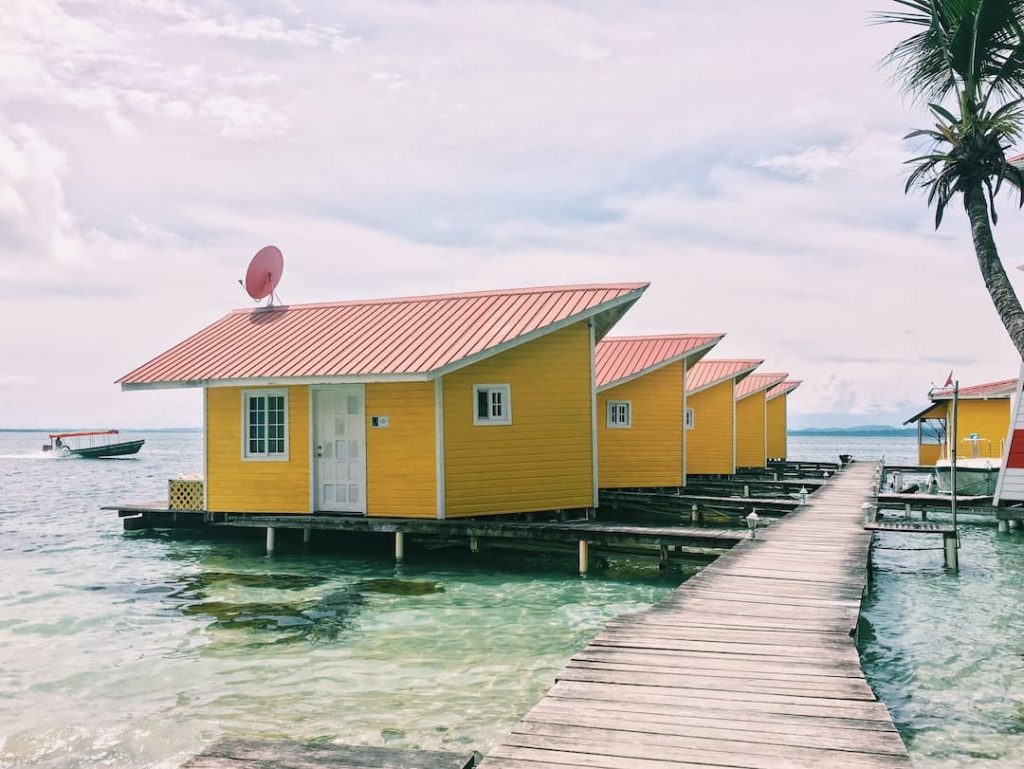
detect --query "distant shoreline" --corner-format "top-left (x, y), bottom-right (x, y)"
top-left (790, 428), bottom-right (915, 437)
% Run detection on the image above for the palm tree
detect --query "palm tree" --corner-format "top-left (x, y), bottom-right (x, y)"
top-left (879, 0), bottom-right (1024, 358)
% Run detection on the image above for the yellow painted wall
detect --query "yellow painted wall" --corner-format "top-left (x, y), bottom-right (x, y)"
top-left (685, 378), bottom-right (734, 476)
top-left (596, 361), bottom-right (684, 488)
top-left (919, 444), bottom-right (942, 465)
top-left (365, 382), bottom-right (437, 518)
top-left (206, 385), bottom-right (311, 513)
top-left (954, 399), bottom-right (1010, 460)
top-left (735, 391), bottom-right (767, 468)
top-left (442, 322), bottom-right (594, 517)
top-left (915, 402), bottom-right (948, 465)
top-left (766, 395), bottom-right (787, 460)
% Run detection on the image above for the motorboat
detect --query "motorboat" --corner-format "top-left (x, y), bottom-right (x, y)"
top-left (43, 430), bottom-right (144, 458)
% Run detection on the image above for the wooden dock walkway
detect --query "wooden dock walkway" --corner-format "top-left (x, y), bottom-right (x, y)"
top-left (480, 461), bottom-right (911, 769)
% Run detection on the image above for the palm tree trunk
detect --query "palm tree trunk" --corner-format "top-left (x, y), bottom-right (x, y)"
top-left (963, 184), bottom-right (1024, 360)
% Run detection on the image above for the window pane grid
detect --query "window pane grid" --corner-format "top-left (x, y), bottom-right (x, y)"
top-left (245, 392), bottom-right (287, 458)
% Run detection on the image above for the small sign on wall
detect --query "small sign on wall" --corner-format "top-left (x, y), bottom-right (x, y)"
top-left (371, 416), bottom-right (390, 428)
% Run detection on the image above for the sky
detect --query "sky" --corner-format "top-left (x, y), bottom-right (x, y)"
top-left (3, 0), bottom-right (1024, 430)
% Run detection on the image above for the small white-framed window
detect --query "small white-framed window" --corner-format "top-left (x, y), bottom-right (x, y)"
top-left (473, 384), bottom-right (512, 425)
top-left (607, 400), bottom-right (631, 428)
top-left (685, 407), bottom-right (695, 430)
top-left (243, 389), bottom-right (289, 460)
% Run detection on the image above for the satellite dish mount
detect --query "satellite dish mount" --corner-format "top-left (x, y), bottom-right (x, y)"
top-left (243, 245), bottom-right (284, 307)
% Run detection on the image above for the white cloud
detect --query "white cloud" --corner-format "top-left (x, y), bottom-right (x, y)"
top-left (0, 0), bottom-right (1020, 428)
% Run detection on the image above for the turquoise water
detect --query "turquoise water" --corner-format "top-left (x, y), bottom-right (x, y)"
top-left (3, 431), bottom-right (1023, 767)
top-left (790, 435), bottom-right (1024, 768)
top-left (0, 431), bottom-right (683, 768)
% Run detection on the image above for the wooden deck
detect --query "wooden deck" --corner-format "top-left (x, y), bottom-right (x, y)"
top-left (480, 461), bottom-right (911, 769)
top-left (181, 737), bottom-right (475, 768)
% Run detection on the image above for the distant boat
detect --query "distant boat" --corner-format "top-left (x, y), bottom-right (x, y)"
top-left (43, 430), bottom-right (144, 459)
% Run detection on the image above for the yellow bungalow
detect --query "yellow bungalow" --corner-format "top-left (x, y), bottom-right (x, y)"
top-left (684, 359), bottom-right (763, 477)
top-left (118, 283), bottom-right (648, 519)
top-left (766, 380), bottom-right (802, 461)
top-left (594, 334), bottom-right (723, 488)
top-left (734, 372), bottom-right (788, 469)
top-left (904, 378), bottom-right (1015, 466)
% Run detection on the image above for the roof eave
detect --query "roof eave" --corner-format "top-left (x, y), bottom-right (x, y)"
top-left (685, 360), bottom-right (763, 397)
top-left (120, 371), bottom-right (434, 391)
top-left (432, 284), bottom-right (649, 381)
top-left (596, 335), bottom-right (724, 393)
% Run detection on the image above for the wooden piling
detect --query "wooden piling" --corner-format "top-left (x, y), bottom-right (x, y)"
top-left (395, 531), bottom-right (405, 563)
top-left (265, 527), bottom-right (275, 556)
top-left (944, 531), bottom-right (959, 571)
top-left (578, 540), bottom-right (589, 575)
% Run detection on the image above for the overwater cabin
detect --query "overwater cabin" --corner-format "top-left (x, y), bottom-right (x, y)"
top-left (904, 378), bottom-right (1015, 466)
top-left (766, 380), bottom-right (802, 461)
top-left (118, 283), bottom-right (648, 518)
top-left (734, 372), bottom-right (788, 469)
top-left (594, 334), bottom-right (723, 488)
top-left (684, 359), bottom-right (763, 476)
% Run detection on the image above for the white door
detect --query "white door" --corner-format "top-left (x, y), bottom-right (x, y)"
top-left (314, 385), bottom-right (366, 513)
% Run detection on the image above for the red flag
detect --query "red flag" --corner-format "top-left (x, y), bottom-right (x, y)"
top-left (944, 370), bottom-right (954, 387)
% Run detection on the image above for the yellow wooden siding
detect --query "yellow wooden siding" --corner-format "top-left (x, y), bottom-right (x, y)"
top-left (916, 402), bottom-right (949, 464)
top-left (597, 361), bottom-right (684, 488)
top-left (686, 379), bottom-right (735, 475)
top-left (442, 322), bottom-right (594, 517)
top-left (365, 382), bottom-right (437, 518)
top-left (766, 396), bottom-right (787, 460)
top-left (206, 385), bottom-right (311, 513)
top-left (919, 444), bottom-right (942, 465)
top-left (954, 399), bottom-right (1010, 460)
top-left (735, 392), bottom-right (767, 468)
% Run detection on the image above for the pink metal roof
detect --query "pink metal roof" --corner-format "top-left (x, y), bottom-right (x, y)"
top-left (735, 372), bottom-right (788, 400)
top-left (685, 359), bottom-right (763, 395)
top-left (119, 283), bottom-right (648, 387)
top-left (767, 380), bottom-right (802, 400)
top-left (595, 334), bottom-right (724, 389)
top-left (931, 378), bottom-right (1017, 400)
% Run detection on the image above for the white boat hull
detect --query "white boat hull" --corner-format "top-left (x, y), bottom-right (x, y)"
top-left (934, 459), bottom-right (1000, 495)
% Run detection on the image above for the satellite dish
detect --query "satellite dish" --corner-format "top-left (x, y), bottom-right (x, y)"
top-left (244, 245), bottom-right (284, 305)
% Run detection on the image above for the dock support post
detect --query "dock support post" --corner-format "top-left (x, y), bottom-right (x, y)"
top-left (943, 532), bottom-right (959, 571)
top-left (470, 535), bottom-right (479, 553)
top-left (999, 519), bottom-right (1010, 533)
top-left (395, 531), bottom-right (405, 563)
top-left (743, 484), bottom-right (750, 498)
top-left (578, 540), bottom-right (589, 576)
top-left (1010, 520), bottom-right (1020, 531)
top-left (302, 528), bottom-right (312, 547)
top-left (690, 504), bottom-right (701, 524)
top-left (265, 527), bottom-right (275, 556)
top-left (659, 545), bottom-right (669, 570)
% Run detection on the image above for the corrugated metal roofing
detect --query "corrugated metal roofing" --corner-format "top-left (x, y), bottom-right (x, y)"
top-left (931, 378), bottom-right (1017, 400)
top-left (119, 283), bottom-right (648, 388)
top-left (686, 359), bottom-right (763, 395)
top-left (595, 334), bottom-right (724, 390)
top-left (767, 380), bottom-right (803, 400)
top-left (735, 372), bottom-right (788, 400)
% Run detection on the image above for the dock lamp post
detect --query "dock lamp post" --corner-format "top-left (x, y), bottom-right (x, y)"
top-left (746, 510), bottom-right (760, 539)
top-left (798, 487), bottom-right (808, 505)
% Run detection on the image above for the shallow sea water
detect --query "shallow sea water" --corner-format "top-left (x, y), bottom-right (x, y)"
top-left (2, 432), bottom-right (1023, 767)
top-left (793, 435), bottom-right (1024, 768)
top-left (0, 431), bottom-right (683, 768)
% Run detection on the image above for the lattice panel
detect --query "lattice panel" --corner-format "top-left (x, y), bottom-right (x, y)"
top-left (168, 478), bottom-right (205, 511)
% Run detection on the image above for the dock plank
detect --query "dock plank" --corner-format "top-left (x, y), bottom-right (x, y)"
top-left (479, 462), bottom-right (908, 769)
